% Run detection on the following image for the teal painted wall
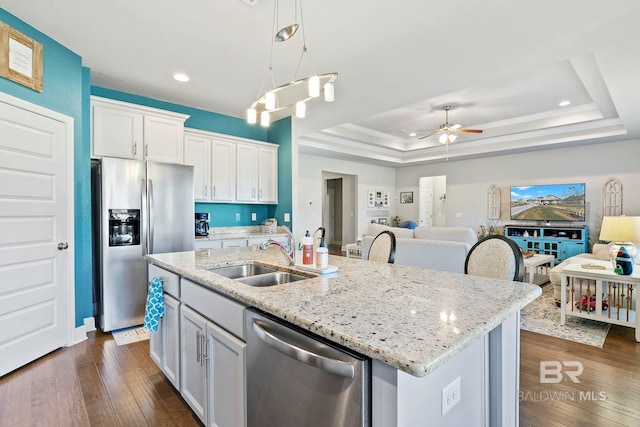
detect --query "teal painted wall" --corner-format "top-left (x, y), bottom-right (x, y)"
top-left (0, 9), bottom-right (90, 327)
top-left (268, 117), bottom-right (293, 230)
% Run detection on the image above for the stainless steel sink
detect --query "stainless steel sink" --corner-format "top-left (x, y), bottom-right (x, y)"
top-left (207, 264), bottom-right (277, 279)
top-left (237, 271), bottom-right (309, 287)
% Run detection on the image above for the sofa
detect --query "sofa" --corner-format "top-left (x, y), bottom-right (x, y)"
top-left (549, 242), bottom-right (640, 304)
top-left (361, 223), bottom-right (477, 273)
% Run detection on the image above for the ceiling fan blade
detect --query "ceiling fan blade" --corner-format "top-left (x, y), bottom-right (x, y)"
top-left (455, 128), bottom-right (483, 134)
top-left (418, 131), bottom-right (439, 140)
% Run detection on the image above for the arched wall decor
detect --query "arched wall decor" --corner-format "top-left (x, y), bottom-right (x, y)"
top-left (487, 184), bottom-right (501, 220)
top-left (602, 178), bottom-right (622, 217)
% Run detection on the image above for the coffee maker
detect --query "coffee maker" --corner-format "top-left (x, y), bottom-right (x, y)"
top-left (195, 212), bottom-right (210, 236)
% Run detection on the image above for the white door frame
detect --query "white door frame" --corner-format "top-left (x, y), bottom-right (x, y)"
top-left (0, 91), bottom-right (76, 347)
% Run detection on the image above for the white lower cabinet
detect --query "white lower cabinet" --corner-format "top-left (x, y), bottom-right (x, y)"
top-left (148, 265), bottom-right (181, 390)
top-left (180, 279), bottom-right (247, 427)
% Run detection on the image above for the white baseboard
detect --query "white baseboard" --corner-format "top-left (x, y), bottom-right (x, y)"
top-left (72, 316), bottom-right (96, 345)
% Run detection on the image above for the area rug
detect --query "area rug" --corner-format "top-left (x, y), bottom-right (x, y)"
top-left (112, 326), bottom-right (150, 346)
top-left (520, 283), bottom-right (610, 348)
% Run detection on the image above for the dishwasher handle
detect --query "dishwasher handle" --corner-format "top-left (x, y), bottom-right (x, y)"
top-left (252, 318), bottom-right (355, 379)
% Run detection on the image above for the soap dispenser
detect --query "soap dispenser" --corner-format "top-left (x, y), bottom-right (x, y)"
top-left (316, 237), bottom-right (329, 269)
top-left (302, 230), bottom-right (313, 265)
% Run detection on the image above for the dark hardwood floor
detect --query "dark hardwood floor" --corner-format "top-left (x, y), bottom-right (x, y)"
top-left (520, 326), bottom-right (640, 426)
top-left (0, 330), bottom-right (200, 427)
top-left (1, 321), bottom-right (638, 426)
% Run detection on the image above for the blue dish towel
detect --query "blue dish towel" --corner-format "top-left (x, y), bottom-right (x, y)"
top-left (144, 277), bottom-right (165, 332)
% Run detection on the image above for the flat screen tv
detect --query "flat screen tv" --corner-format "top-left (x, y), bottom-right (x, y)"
top-left (510, 183), bottom-right (585, 221)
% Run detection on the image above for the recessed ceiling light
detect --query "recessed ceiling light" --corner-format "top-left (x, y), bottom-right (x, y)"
top-left (558, 100), bottom-right (571, 107)
top-left (409, 132), bottom-right (416, 137)
top-left (173, 73), bottom-right (190, 82)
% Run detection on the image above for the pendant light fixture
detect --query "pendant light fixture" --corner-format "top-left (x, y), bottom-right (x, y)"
top-left (247, 0), bottom-right (338, 127)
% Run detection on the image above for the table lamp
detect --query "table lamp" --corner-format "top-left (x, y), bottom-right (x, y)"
top-left (599, 216), bottom-right (640, 273)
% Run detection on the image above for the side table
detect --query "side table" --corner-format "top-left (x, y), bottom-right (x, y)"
top-left (345, 243), bottom-right (362, 259)
top-left (560, 261), bottom-right (639, 342)
top-left (523, 254), bottom-right (555, 284)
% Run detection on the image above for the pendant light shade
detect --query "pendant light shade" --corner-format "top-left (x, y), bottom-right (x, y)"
top-left (308, 75), bottom-right (320, 97)
top-left (260, 111), bottom-right (270, 127)
top-left (247, 108), bottom-right (257, 124)
top-left (324, 82), bottom-right (335, 102)
top-left (296, 101), bottom-right (306, 118)
top-left (265, 91), bottom-right (276, 110)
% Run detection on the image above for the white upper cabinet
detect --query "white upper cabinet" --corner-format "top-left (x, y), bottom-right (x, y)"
top-left (184, 128), bottom-right (276, 204)
top-left (237, 143), bottom-right (278, 203)
top-left (258, 146), bottom-right (278, 203)
top-left (91, 96), bottom-right (189, 163)
top-left (236, 143), bottom-right (259, 202)
top-left (184, 133), bottom-right (211, 200)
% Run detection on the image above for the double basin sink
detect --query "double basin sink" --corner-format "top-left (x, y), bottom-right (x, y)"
top-left (206, 263), bottom-right (312, 287)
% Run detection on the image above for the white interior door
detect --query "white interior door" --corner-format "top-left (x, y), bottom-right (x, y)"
top-left (0, 94), bottom-right (74, 377)
top-left (419, 185), bottom-right (434, 226)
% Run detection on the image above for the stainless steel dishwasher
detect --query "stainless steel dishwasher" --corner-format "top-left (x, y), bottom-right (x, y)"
top-left (245, 309), bottom-right (370, 427)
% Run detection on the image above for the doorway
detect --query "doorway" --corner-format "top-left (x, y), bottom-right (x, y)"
top-left (322, 172), bottom-right (357, 253)
top-left (419, 175), bottom-right (446, 227)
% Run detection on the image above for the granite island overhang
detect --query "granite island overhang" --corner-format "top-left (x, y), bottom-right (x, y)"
top-left (146, 247), bottom-right (540, 377)
top-left (146, 247), bottom-right (541, 425)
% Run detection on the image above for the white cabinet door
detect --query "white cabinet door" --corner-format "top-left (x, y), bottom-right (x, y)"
top-left (149, 321), bottom-right (163, 368)
top-left (144, 115), bottom-right (185, 164)
top-left (258, 146), bottom-right (278, 203)
top-left (184, 134), bottom-right (211, 200)
top-left (180, 305), bottom-right (208, 424)
top-left (236, 144), bottom-right (259, 202)
top-left (206, 321), bottom-right (247, 427)
top-left (92, 104), bottom-right (143, 159)
top-left (162, 294), bottom-right (180, 389)
top-left (211, 139), bottom-right (236, 201)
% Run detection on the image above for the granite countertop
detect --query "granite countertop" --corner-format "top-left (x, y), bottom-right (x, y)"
top-left (195, 225), bottom-right (289, 241)
top-left (146, 247), bottom-right (541, 378)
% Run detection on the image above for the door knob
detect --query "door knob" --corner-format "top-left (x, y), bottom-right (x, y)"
top-left (57, 242), bottom-right (69, 250)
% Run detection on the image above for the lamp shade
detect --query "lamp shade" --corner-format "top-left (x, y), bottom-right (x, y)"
top-left (599, 216), bottom-right (640, 242)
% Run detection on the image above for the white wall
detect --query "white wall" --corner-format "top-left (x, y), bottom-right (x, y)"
top-left (395, 138), bottom-right (640, 242)
top-left (297, 154), bottom-right (396, 242)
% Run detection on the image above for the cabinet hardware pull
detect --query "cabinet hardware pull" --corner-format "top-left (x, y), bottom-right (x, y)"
top-left (204, 185), bottom-right (208, 197)
top-left (57, 242), bottom-right (69, 250)
top-left (133, 142), bottom-right (137, 156)
top-left (196, 331), bottom-right (201, 363)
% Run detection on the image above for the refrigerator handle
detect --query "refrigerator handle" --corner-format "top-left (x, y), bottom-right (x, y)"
top-left (141, 178), bottom-right (147, 256)
top-left (148, 178), bottom-right (155, 254)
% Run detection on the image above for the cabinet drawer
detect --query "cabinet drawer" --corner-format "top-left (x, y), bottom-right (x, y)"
top-left (195, 239), bottom-right (223, 250)
top-left (181, 278), bottom-right (246, 340)
top-left (148, 264), bottom-right (180, 298)
top-left (222, 239), bottom-right (248, 248)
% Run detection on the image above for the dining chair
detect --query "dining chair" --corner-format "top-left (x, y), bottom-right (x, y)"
top-left (368, 230), bottom-right (396, 263)
top-left (464, 235), bottom-right (524, 281)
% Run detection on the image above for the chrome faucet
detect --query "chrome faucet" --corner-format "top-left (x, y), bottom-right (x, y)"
top-left (259, 228), bottom-right (295, 265)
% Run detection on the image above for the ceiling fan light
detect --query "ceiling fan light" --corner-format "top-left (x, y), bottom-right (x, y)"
top-left (265, 91), bottom-right (276, 110)
top-left (309, 75), bottom-right (320, 97)
top-left (296, 101), bottom-right (306, 118)
top-left (260, 111), bottom-right (270, 127)
top-left (449, 133), bottom-right (457, 143)
top-left (247, 108), bottom-right (257, 124)
top-left (439, 133), bottom-right (448, 144)
top-left (323, 82), bottom-right (334, 102)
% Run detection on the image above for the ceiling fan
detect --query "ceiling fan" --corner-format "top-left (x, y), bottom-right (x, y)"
top-left (418, 105), bottom-right (483, 143)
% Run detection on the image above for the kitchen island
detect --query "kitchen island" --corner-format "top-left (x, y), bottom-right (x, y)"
top-left (146, 247), bottom-right (540, 426)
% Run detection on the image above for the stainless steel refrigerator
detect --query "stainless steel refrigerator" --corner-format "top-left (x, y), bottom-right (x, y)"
top-left (91, 158), bottom-right (194, 332)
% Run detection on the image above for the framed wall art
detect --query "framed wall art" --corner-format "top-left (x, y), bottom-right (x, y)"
top-left (0, 21), bottom-right (43, 92)
top-left (400, 191), bottom-right (413, 204)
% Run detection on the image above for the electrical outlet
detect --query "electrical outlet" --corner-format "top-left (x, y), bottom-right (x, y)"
top-left (442, 377), bottom-right (461, 415)
top-left (455, 212), bottom-right (463, 218)
top-left (284, 213), bottom-right (290, 222)
top-left (251, 213), bottom-right (257, 221)
top-left (235, 213), bottom-right (240, 221)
